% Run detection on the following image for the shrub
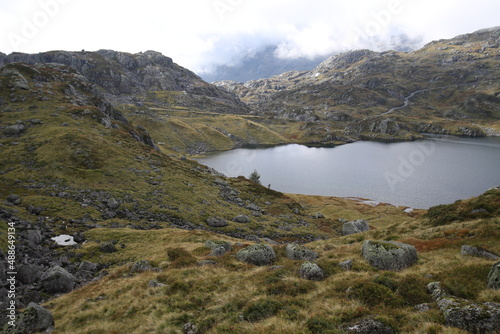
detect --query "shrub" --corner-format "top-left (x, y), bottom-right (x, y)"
top-left (350, 282), bottom-right (403, 307)
top-left (305, 316), bottom-right (337, 334)
top-left (242, 299), bottom-right (282, 322)
top-left (441, 264), bottom-right (491, 299)
top-left (249, 169), bottom-right (261, 185)
top-left (167, 247), bottom-right (197, 268)
top-left (398, 275), bottom-right (432, 306)
top-left (425, 203), bottom-right (461, 226)
top-left (373, 274), bottom-right (398, 292)
top-left (266, 280), bottom-right (316, 296)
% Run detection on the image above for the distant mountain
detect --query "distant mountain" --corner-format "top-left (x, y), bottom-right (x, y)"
top-left (215, 27), bottom-right (500, 141)
top-left (200, 45), bottom-right (326, 83)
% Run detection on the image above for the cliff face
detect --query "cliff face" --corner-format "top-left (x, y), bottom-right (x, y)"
top-left (1, 50), bottom-right (249, 114)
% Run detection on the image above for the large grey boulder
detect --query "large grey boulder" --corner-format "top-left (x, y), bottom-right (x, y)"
top-left (3, 124), bottom-right (26, 135)
top-left (236, 244), bottom-right (276, 266)
top-left (342, 220), bottom-right (370, 236)
top-left (428, 282), bottom-right (500, 333)
top-left (7, 303), bottom-right (54, 334)
top-left (41, 266), bottom-right (76, 293)
top-left (461, 245), bottom-right (499, 260)
top-left (285, 243), bottom-right (319, 261)
top-left (488, 261), bottom-right (500, 289)
top-left (299, 262), bottom-right (324, 281)
top-left (362, 240), bottom-right (418, 271)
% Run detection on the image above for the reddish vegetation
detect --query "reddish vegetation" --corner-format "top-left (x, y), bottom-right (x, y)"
top-left (402, 238), bottom-right (457, 252)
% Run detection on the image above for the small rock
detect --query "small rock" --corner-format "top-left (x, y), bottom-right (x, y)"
top-left (236, 244), bottom-right (276, 266)
top-left (183, 322), bottom-right (198, 334)
top-left (6, 194), bottom-right (21, 205)
top-left (99, 242), bottom-right (117, 253)
top-left (197, 260), bottom-right (216, 266)
top-left (346, 318), bottom-right (395, 334)
top-left (414, 303), bottom-right (431, 312)
top-left (148, 280), bottom-right (166, 288)
top-left (339, 259), bottom-right (353, 271)
top-left (313, 212), bottom-right (325, 219)
top-left (299, 262), bottom-right (324, 281)
top-left (107, 198), bottom-right (120, 210)
top-left (130, 260), bottom-right (152, 274)
top-left (461, 245), bottom-right (499, 260)
top-left (233, 215), bottom-right (251, 223)
top-left (205, 240), bottom-right (232, 254)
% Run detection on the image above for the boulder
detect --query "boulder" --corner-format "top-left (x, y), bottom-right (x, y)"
top-left (461, 245), bottom-right (499, 260)
top-left (488, 261), bottom-right (500, 289)
top-left (299, 262), bottom-right (324, 281)
top-left (342, 220), bottom-right (370, 236)
top-left (9, 303), bottom-right (54, 334)
top-left (428, 282), bottom-right (500, 333)
top-left (41, 266), bottom-right (76, 293)
top-left (6, 194), bottom-right (21, 205)
top-left (362, 241), bottom-right (418, 271)
top-left (233, 215), bottom-right (251, 224)
top-left (206, 217), bottom-right (228, 228)
top-left (17, 264), bottom-right (42, 284)
top-left (285, 243), bottom-right (319, 261)
top-left (345, 318), bottom-right (395, 334)
top-left (339, 259), bottom-right (353, 271)
top-left (99, 242), bottom-right (117, 253)
top-left (236, 244), bottom-right (276, 266)
top-left (3, 124), bottom-right (26, 135)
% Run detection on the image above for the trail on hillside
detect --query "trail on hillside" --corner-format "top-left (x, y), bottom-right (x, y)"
top-left (380, 83), bottom-right (475, 116)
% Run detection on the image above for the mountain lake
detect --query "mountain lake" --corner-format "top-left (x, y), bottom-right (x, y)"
top-left (196, 135), bottom-right (500, 209)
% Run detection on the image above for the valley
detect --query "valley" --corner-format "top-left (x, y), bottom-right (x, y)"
top-left (0, 27), bottom-right (499, 334)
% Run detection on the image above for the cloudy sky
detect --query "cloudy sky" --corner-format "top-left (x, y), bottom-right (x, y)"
top-left (1, 0), bottom-right (499, 74)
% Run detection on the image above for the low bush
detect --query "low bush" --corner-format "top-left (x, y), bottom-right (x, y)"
top-left (440, 264), bottom-right (491, 300)
top-left (350, 282), bottom-right (404, 307)
top-left (242, 298), bottom-right (282, 322)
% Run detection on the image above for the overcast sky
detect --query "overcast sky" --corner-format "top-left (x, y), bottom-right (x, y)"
top-left (1, 0), bottom-right (499, 74)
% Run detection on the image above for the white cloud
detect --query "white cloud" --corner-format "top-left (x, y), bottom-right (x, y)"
top-left (1, 0), bottom-right (499, 73)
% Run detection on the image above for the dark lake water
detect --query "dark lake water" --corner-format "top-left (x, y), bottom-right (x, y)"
top-left (196, 135), bottom-right (500, 209)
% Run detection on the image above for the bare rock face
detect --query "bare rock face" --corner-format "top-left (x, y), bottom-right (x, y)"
top-left (428, 282), bottom-right (500, 333)
top-left (362, 241), bottom-right (418, 271)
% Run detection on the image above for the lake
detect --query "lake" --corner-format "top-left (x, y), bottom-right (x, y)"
top-left (196, 135), bottom-right (500, 209)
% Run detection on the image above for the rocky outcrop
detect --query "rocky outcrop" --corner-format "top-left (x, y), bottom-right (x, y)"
top-left (236, 244), bottom-right (276, 266)
top-left (461, 245), bottom-right (499, 260)
top-left (341, 220), bottom-right (370, 236)
top-left (362, 241), bottom-right (418, 271)
top-left (285, 243), bottom-right (319, 261)
top-left (298, 262), bottom-right (324, 281)
top-left (428, 282), bottom-right (500, 333)
top-left (2, 50), bottom-right (249, 114)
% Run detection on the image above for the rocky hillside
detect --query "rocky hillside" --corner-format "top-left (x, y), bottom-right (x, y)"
top-left (216, 27), bottom-right (500, 141)
top-left (0, 50), bottom-right (249, 115)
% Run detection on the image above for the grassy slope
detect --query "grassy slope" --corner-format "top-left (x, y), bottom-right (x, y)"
top-left (44, 191), bottom-right (499, 334)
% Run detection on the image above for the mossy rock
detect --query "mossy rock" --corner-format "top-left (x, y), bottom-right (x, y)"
top-left (488, 261), bottom-right (500, 289)
top-left (236, 244), bottom-right (276, 266)
top-left (362, 240), bottom-right (418, 271)
top-left (285, 243), bottom-right (319, 261)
